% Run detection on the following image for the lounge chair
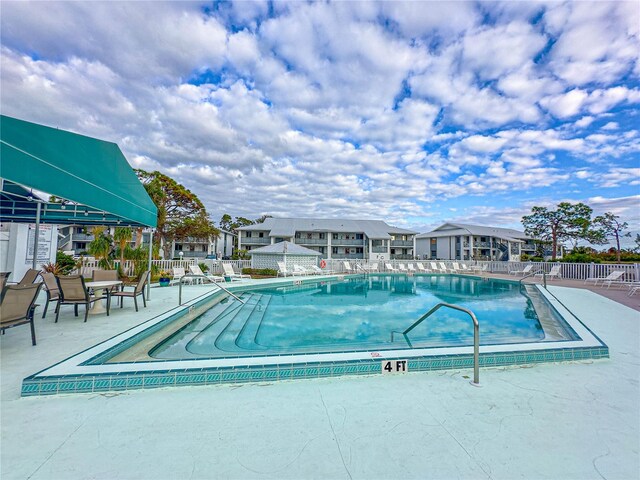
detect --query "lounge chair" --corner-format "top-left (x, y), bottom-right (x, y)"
top-left (628, 283), bottom-right (640, 297)
top-left (40, 272), bottom-right (61, 318)
top-left (222, 263), bottom-right (251, 280)
top-left (416, 263), bottom-right (428, 273)
top-left (109, 271), bottom-right (149, 312)
top-left (397, 263), bottom-right (408, 272)
top-left (509, 265), bottom-right (535, 276)
top-left (309, 265), bottom-right (334, 275)
top-left (407, 263), bottom-right (417, 272)
top-left (364, 263), bottom-right (379, 272)
top-left (276, 261), bottom-right (299, 277)
top-left (0, 283), bottom-right (43, 345)
top-left (294, 265), bottom-right (314, 275)
top-left (55, 275), bottom-right (105, 323)
top-left (535, 265), bottom-right (561, 281)
top-left (430, 262), bottom-right (440, 272)
top-left (189, 264), bottom-right (225, 283)
top-left (439, 262), bottom-right (451, 273)
top-left (584, 270), bottom-right (624, 286)
top-left (385, 263), bottom-right (398, 272)
top-left (451, 262), bottom-right (461, 272)
top-left (343, 261), bottom-right (356, 273)
top-left (172, 267), bottom-right (191, 285)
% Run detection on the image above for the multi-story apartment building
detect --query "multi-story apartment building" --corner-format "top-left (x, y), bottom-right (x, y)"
top-left (58, 226), bottom-right (235, 260)
top-left (416, 223), bottom-right (538, 261)
top-left (237, 218), bottom-right (417, 260)
top-left (172, 229), bottom-right (235, 259)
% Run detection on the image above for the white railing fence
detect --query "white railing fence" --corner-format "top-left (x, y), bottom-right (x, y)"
top-left (72, 258), bottom-right (639, 283)
top-left (320, 259), bottom-right (640, 282)
top-left (73, 259), bottom-right (252, 277)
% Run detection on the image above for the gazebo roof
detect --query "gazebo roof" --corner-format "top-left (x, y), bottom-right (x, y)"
top-left (250, 241), bottom-right (321, 256)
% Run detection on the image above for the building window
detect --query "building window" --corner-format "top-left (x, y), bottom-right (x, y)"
top-left (333, 233), bottom-right (338, 240)
top-left (319, 233), bottom-right (325, 239)
top-left (356, 248), bottom-right (363, 254)
top-left (307, 233), bottom-right (312, 239)
top-left (175, 244), bottom-right (183, 251)
top-left (431, 238), bottom-right (436, 244)
top-left (390, 249), bottom-right (395, 254)
top-left (356, 234), bottom-right (363, 240)
top-left (259, 232), bottom-right (264, 238)
top-left (295, 232), bottom-right (301, 238)
top-left (246, 232), bottom-right (252, 238)
top-left (76, 242), bottom-right (86, 250)
top-left (76, 227), bottom-right (84, 234)
top-left (332, 247), bottom-right (338, 254)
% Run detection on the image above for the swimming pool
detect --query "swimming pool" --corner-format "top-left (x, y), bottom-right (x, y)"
top-left (21, 274), bottom-right (609, 396)
top-left (149, 276), bottom-right (577, 360)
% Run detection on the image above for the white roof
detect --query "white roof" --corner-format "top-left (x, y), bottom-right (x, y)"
top-left (417, 223), bottom-right (530, 242)
top-left (238, 217), bottom-right (416, 239)
top-left (249, 241), bottom-right (322, 256)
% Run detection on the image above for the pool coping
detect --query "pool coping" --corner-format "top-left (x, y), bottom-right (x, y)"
top-left (21, 274), bottom-right (609, 396)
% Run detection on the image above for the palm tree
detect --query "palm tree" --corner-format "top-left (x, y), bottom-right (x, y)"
top-left (113, 227), bottom-right (133, 275)
top-left (88, 226), bottom-right (113, 269)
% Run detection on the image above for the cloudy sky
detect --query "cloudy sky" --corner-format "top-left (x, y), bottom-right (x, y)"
top-left (2, 1), bottom-right (639, 242)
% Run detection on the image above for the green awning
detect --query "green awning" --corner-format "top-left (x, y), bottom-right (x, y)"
top-left (0, 115), bottom-right (157, 227)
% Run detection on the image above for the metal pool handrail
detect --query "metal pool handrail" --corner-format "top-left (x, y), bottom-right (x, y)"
top-left (178, 275), bottom-right (245, 305)
top-left (519, 270), bottom-right (547, 289)
top-left (391, 302), bottom-right (480, 386)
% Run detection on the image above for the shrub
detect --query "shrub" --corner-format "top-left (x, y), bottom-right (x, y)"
top-left (562, 253), bottom-right (600, 263)
top-left (242, 268), bottom-right (278, 277)
top-left (198, 262), bottom-right (209, 273)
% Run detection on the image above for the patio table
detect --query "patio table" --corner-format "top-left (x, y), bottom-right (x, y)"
top-left (84, 280), bottom-right (122, 315)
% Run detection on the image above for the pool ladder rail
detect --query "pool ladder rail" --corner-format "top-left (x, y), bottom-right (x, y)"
top-left (391, 303), bottom-right (481, 387)
top-left (178, 274), bottom-right (245, 306)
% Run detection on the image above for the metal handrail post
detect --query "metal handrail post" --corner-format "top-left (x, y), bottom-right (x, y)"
top-left (391, 302), bottom-right (480, 386)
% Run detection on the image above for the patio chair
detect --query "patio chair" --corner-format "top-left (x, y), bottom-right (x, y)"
top-left (385, 263), bottom-right (398, 272)
top-left (430, 262), bottom-right (440, 272)
top-left (91, 269), bottom-right (121, 293)
top-left (189, 264), bottom-right (224, 283)
top-left (55, 275), bottom-right (104, 323)
top-left (0, 283), bottom-right (43, 345)
top-left (40, 272), bottom-right (61, 318)
top-left (11, 268), bottom-right (40, 286)
top-left (439, 262), bottom-right (451, 273)
top-left (416, 263), bottom-right (428, 272)
top-left (222, 263), bottom-right (251, 280)
top-left (451, 263), bottom-right (461, 272)
top-left (534, 265), bottom-right (561, 281)
top-left (397, 263), bottom-right (408, 272)
top-left (509, 264), bottom-right (534, 276)
top-left (584, 270), bottom-right (624, 286)
top-left (407, 263), bottom-right (417, 272)
top-left (276, 261), bottom-right (302, 277)
top-left (109, 271), bottom-right (149, 312)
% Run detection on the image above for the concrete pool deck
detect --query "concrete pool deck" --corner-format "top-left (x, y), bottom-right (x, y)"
top-left (1, 278), bottom-right (639, 479)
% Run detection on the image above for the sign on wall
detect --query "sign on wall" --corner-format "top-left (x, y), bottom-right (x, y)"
top-left (25, 224), bottom-right (53, 264)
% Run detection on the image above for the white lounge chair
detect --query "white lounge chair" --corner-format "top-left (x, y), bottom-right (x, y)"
top-left (222, 263), bottom-right (251, 280)
top-left (385, 263), bottom-right (398, 272)
top-left (294, 265), bottom-right (314, 275)
top-left (171, 267), bottom-right (191, 285)
top-left (189, 264), bottom-right (225, 283)
top-left (509, 264), bottom-right (535, 276)
top-left (535, 265), bottom-right (561, 281)
top-left (416, 263), bottom-right (428, 272)
top-left (459, 264), bottom-right (471, 273)
top-left (584, 270), bottom-right (624, 286)
top-left (451, 262), bottom-right (461, 272)
top-left (309, 265), bottom-right (335, 275)
top-left (407, 263), bottom-right (417, 272)
top-left (343, 261), bottom-right (356, 273)
top-left (397, 263), bottom-right (408, 272)
top-left (276, 261), bottom-right (302, 277)
top-left (439, 262), bottom-right (451, 273)
top-left (365, 263), bottom-right (379, 272)
top-left (430, 262), bottom-right (440, 272)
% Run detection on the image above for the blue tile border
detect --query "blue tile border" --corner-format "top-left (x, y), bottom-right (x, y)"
top-left (21, 344), bottom-right (609, 397)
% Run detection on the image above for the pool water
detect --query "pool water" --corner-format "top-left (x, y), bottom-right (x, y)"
top-left (150, 275), bottom-right (577, 360)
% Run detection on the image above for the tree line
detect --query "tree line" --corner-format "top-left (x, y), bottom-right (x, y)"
top-left (522, 202), bottom-right (636, 262)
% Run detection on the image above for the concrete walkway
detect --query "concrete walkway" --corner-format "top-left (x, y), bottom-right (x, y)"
top-left (1, 280), bottom-right (639, 479)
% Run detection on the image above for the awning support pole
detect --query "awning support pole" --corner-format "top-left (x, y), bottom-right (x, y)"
top-left (32, 202), bottom-right (42, 269)
top-left (146, 229), bottom-right (154, 300)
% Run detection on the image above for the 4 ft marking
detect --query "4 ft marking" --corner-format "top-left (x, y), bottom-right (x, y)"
top-left (382, 360), bottom-right (408, 374)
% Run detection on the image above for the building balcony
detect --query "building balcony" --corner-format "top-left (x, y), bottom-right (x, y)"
top-left (391, 254), bottom-right (414, 260)
top-left (294, 238), bottom-right (328, 245)
top-left (331, 253), bottom-right (365, 259)
top-left (331, 239), bottom-right (364, 246)
top-left (173, 251), bottom-right (208, 258)
top-left (371, 246), bottom-right (387, 253)
top-left (391, 240), bottom-right (413, 247)
top-left (241, 237), bottom-right (270, 244)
